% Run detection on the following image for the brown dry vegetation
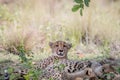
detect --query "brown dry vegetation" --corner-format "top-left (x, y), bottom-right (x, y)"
top-left (0, 0), bottom-right (120, 59)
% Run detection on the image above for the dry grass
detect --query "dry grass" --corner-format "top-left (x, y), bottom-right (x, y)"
top-left (0, 0), bottom-right (120, 61)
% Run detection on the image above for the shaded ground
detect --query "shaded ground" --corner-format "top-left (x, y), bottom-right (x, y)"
top-left (0, 56), bottom-right (120, 80)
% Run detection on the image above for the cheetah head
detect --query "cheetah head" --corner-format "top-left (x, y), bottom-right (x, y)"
top-left (49, 41), bottom-right (72, 59)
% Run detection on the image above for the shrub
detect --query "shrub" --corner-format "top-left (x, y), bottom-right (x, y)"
top-left (1, 26), bottom-right (46, 56)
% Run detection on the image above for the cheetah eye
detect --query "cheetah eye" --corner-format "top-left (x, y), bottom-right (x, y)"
top-left (56, 45), bottom-right (59, 47)
top-left (63, 45), bottom-right (66, 47)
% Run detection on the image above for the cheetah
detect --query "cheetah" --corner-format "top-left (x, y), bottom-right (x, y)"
top-left (41, 60), bottom-right (118, 80)
top-left (37, 41), bottom-right (119, 80)
top-left (34, 40), bottom-right (72, 69)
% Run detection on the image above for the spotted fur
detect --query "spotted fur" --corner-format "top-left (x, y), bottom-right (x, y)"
top-left (40, 60), bottom-right (93, 80)
top-left (41, 60), bottom-right (117, 80)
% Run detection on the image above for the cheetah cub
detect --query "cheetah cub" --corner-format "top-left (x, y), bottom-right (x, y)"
top-left (34, 41), bottom-right (72, 69)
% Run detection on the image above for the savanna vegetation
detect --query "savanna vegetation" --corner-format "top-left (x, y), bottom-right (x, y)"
top-left (0, 0), bottom-right (120, 80)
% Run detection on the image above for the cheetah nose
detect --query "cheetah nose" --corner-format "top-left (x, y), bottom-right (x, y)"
top-left (59, 50), bottom-right (63, 52)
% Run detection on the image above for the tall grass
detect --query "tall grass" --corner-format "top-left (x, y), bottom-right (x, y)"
top-left (0, 0), bottom-right (120, 59)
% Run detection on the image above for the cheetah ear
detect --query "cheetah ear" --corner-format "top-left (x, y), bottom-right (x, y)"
top-left (49, 42), bottom-right (53, 48)
top-left (67, 43), bottom-right (72, 49)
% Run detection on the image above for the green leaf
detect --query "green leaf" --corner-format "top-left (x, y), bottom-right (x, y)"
top-left (74, 0), bottom-right (83, 3)
top-left (80, 3), bottom-right (84, 9)
top-left (72, 5), bottom-right (80, 12)
top-left (8, 67), bottom-right (14, 73)
top-left (84, 0), bottom-right (90, 7)
top-left (80, 9), bottom-right (83, 16)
